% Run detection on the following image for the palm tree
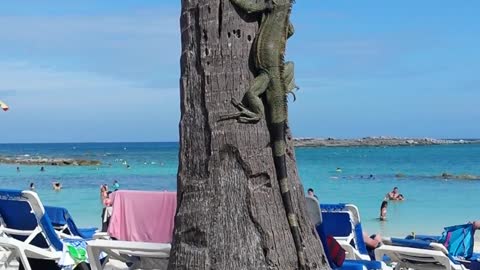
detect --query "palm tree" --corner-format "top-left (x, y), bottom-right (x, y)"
top-left (168, 0), bottom-right (328, 269)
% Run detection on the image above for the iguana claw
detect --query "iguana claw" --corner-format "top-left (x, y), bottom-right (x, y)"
top-left (218, 98), bottom-right (261, 123)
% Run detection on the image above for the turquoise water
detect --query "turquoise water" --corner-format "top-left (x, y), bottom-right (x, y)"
top-left (0, 142), bottom-right (479, 239)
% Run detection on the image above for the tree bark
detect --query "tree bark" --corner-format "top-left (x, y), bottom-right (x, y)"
top-left (169, 0), bottom-right (328, 269)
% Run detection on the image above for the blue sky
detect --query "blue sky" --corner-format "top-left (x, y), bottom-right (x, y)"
top-left (0, 1), bottom-right (479, 143)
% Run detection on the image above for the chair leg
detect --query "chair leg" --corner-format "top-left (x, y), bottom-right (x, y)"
top-left (17, 250), bottom-right (31, 270)
top-left (87, 245), bottom-right (104, 270)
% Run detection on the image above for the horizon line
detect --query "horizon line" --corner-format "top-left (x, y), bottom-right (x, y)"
top-left (1, 137), bottom-right (479, 145)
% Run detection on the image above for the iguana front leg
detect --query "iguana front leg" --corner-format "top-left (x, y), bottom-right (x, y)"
top-left (283, 61), bottom-right (296, 92)
top-left (229, 0), bottom-right (271, 13)
top-left (287, 20), bottom-right (294, 38)
top-left (220, 72), bottom-right (270, 123)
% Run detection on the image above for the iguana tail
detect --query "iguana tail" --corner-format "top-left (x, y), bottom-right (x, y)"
top-left (271, 121), bottom-right (305, 270)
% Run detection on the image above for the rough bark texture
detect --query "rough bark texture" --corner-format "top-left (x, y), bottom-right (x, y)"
top-left (169, 0), bottom-right (329, 269)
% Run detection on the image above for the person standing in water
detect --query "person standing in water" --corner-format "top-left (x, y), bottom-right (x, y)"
top-left (380, 200), bottom-right (388, 221)
top-left (112, 180), bottom-right (120, 191)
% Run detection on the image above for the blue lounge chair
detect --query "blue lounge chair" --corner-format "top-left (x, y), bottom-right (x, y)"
top-left (320, 203), bottom-right (373, 261)
top-left (0, 189), bottom-right (90, 270)
top-left (305, 196), bottom-right (390, 270)
top-left (375, 237), bottom-right (469, 270)
top-left (395, 223), bottom-right (480, 269)
top-left (45, 206), bottom-right (97, 239)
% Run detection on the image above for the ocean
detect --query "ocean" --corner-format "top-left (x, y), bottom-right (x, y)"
top-left (0, 142), bottom-right (479, 239)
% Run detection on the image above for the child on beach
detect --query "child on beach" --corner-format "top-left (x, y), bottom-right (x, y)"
top-left (380, 200), bottom-right (388, 221)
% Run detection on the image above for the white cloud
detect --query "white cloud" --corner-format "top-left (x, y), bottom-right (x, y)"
top-left (0, 9), bottom-right (178, 45)
top-left (0, 8), bottom-right (181, 86)
top-left (0, 60), bottom-right (178, 109)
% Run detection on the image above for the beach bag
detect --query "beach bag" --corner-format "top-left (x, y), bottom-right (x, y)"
top-left (438, 223), bottom-right (474, 259)
top-left (326, 235), bottom-right (346, 267)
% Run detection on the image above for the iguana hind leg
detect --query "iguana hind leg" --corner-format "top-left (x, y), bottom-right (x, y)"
top-left (220, 72), bottom-right (270, 123)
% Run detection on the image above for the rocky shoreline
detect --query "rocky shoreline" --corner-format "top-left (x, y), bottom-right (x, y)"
top-left (0, 156), bottom-right (101, 166)
top-left (294, 136), bottom-right (480, 147)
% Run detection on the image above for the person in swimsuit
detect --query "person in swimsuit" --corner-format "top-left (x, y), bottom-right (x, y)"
top-left (380, 200), bottom-right (388, 221)
top-left (387, 187), bottom-right (399, 200)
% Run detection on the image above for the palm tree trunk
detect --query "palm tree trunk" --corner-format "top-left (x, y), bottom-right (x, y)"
top-left (168, 0), bottom-right (329, 269)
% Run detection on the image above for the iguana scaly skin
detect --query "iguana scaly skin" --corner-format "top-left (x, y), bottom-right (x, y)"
top-left (224, 0), bottom-right (304, 269)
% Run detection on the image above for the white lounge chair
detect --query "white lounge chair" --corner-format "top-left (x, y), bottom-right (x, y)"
top-left (305, 196), bottom-right (391, 270)
top-left (0, 189), bottom-right (172, 270)
top-left (375, 237), bottom-right (468, 270)
top-left (320, 203), bottom-right (372, 261)
top-left (0, 189), bottom-right (68, 270)
top-left (87, 239), bottom-right (170, 270)
top-left (86, 190), bottom-right (176, 269)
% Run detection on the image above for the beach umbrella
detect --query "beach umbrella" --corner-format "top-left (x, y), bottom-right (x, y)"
top-left (0, 100), bottom-right (9, 111)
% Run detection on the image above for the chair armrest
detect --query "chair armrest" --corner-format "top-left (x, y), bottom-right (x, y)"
top-left (0, 227), bottom-right (35, 236)
top-left (92, 232), bottom-right (110, 240)
top-left (336, 239), bottom-right (371, 261)
top-left (86, 239), bottom-right (171, 270)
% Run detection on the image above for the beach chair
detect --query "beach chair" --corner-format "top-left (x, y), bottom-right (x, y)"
top-left (374, 237), bottom-right (469, 270)
top-left (406, 223), bottom-right (480, 261)
top-left (86, 239), bottom-right (170, 270)
top-left (45, 206), bottom-right (97, 239)
top-left (320, 203), bottom-right (372, 261)
top-left (378, 223), bottom-right (480, 270)
top-left (0, 189), bottom-right (90, 270)
top-left (305, 196), bottom-right (390, 270)
top-left (86, 190), bottom-right (176, 270)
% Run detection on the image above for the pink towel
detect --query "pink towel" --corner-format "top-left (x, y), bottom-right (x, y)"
top-left (108, 190), bottom-right (177, 243)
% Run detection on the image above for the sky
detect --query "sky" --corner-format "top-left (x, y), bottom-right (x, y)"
top-left (0, 1), bottom-right (479, 143)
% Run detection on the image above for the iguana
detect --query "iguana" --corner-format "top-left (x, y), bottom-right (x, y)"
top-left (223, 0), bottom-right (305, 269)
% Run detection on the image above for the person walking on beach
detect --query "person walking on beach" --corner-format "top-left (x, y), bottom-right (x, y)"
top-left (380, 200), bottom-right (388, 221)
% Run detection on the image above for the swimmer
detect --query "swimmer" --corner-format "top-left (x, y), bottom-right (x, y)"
top-left (52, 181), bottom-right (62, 191)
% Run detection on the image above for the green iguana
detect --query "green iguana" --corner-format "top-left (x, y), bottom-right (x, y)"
top-left (222, 0), bottom-right (304, 268)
